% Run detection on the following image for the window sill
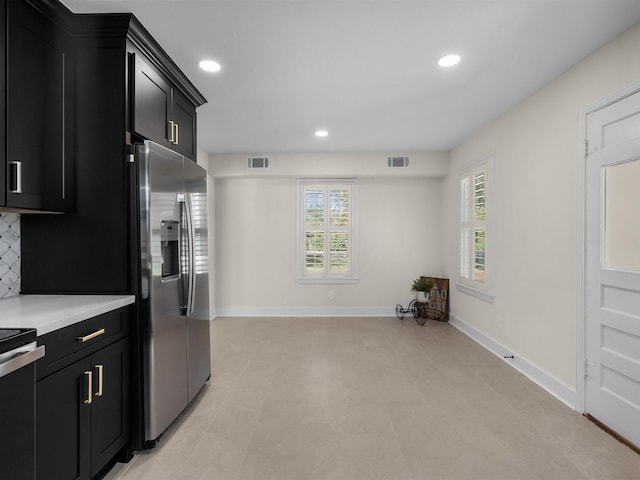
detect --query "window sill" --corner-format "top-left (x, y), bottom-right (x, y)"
top-left (456, 283), bottom-right (494, 303)
top-left (296, 277), bottom-right (359, 285)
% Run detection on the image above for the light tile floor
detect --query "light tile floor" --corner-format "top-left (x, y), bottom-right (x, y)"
top-left (105, 317), bottom-right (640, 480)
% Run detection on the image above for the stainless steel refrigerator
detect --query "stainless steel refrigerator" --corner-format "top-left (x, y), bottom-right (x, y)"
top-left (136, 140), bottom-right (210, 444)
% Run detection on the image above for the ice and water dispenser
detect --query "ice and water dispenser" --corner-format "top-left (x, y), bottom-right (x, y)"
top-left (160, 220), bottom-right (180, 279)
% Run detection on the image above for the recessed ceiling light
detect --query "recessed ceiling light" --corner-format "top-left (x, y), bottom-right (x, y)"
top-left (315, 130), bottom-right (329, 137)
top-left (198, 59), bottom-right (221, 72)
top-left (437, 54), bottom-right (461, 67)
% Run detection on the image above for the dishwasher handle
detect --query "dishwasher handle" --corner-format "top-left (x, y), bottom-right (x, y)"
top-left (0, 343), bottom-right (45, 378)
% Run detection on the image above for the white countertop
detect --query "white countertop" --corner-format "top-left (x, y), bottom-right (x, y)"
top-left (0, 294), bottom-right (136, 336)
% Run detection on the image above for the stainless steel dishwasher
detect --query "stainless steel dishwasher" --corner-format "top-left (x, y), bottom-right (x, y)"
top-left (0, 328), bottom-right (45, 480)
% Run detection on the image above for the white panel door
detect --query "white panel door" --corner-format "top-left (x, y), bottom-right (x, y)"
top-left (585, 89), bottom-right (640, 448)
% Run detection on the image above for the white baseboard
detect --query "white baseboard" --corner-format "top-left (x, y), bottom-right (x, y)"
top-left (449, 314), bottom-right (578, 410)
top-left (214, 306), bottom-right (395, 318)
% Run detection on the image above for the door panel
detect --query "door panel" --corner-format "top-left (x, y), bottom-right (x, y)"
top-left (604, 161), bottom-right (640, 271)
top-left (133, 55), bottom-right (172, 149)
top-left (585, 89), bottom-right (640, 449)
top-left (183, 159), bottom-right (210, 401)
top-left (7, 0), bottom-right (73, 211)
top-left (90, 338), bottom-right (130, 478)
top-left (172, 90), bottom-right (197, 160)
top-left (36, 359), bottom-right (91, 480)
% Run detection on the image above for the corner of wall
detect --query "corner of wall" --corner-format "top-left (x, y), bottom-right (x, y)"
top-left (449, 313), bottom-right (578, 410)
top-left (196, 148), bottom-right (210, 170)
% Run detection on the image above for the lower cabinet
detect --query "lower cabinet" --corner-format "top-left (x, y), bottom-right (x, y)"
top-left (36, 356), bottom-right (91, 480)
top-left (89, 339), bottom-right (130, 476)
top-left (35, 309), bottom-right (131, 480)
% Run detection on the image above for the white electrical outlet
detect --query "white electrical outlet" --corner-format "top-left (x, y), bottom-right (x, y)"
top-left (328, 290), bottom-right (335, 300)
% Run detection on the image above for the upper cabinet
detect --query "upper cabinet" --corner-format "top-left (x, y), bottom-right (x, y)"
top-left (170, 89), bottom-right (197, 159)
top-left (132, 54), bottom-right (172, 150)
top-left (0, 0), bottom-right (206, 215)
top-left (132, 54), bottom-right (198, 159)
top-left (1, 0), bottom-right (74, 213)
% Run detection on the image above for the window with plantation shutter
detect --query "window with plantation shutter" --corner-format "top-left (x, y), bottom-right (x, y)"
top-left (297, 180), bottom-right (357, 283)
top-left (458, 158), bottom-right (493, 302)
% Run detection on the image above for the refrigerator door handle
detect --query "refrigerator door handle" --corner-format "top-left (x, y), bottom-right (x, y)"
top-left (185, 193), bottom-right (197, 315)
top-left (178, 193), bottom-right (189, 315)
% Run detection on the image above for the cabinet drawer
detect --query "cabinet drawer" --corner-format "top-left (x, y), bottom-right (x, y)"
top-left (36, 307), bottom-right (130, 380)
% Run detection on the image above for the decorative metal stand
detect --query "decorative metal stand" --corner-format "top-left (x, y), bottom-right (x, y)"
top-left (395, 299), bottom-right (419, 321)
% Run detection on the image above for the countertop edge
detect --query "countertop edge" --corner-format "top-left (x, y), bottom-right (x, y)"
top-left (0, 295), bottom-right (136, 336)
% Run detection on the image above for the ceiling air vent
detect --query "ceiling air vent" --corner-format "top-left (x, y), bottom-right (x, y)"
top-left (387, 156), bottom-right (410, 168)
top-left (248, 157), bottom-right (269, 169)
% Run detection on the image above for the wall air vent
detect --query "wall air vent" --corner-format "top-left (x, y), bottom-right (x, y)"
top-left (387, 156), bottom-right (410, 168)
top-left (248, 157), bottom-right (269, 169)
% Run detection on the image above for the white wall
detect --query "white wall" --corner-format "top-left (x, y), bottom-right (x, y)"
top-left (441, 22), bottom-right (640, 402)
top-left (210, 152), bottom-right (445, 316)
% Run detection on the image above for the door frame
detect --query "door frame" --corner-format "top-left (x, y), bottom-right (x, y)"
top-left (576, 80), bottom-right (640, 414)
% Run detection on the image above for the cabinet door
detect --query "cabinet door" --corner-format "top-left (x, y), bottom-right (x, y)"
top-left (36, 358), bottom-right (91, 480)
top-left (90, 338), bottom-right (130, 478)
top-left (6, 0), bottom-right (74, 212)
top-left (132, 54), bottom-right (173, 149)
top-left (171, 90), bottom-right (197, 160)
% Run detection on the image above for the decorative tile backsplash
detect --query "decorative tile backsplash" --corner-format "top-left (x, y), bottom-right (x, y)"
top-left (0, 213), bottom-right (20, 298)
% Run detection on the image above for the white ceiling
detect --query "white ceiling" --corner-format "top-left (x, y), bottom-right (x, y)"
top-left (61, 0), bottom-right (640, 154)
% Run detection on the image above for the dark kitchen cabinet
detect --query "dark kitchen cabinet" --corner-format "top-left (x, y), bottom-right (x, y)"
top-left (35, 308), bottom-right (131, 480)
top-left (89, 339), bottom-right (130, 476)
top-left (132, 54), bottom-right (198, 159)
top-left (171, 89), bottom-right (197, 159)
top-left (1, 0), bottom-right (74, 212)
top-left (132, 54), bottom-right (173, 150)
top-left (37, 356), bottom-right (91, 480)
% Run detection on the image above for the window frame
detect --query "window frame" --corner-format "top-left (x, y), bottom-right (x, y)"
top-left (457, 157), bottom-right (494, 303)
top-left (296, 179), bottom-right (358, 284)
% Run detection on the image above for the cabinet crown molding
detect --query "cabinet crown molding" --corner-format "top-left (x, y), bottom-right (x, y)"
top-left (69, 7), bottom-right (208, 108)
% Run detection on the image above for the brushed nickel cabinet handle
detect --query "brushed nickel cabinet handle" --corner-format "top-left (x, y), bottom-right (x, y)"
top-left (94, 364), bottom-right (103, 397)
top-left (169, 120), bottom-right (176, 143)
top-left (9, 161), bottom-right (22, 194)
top-left (174, 122), bottom-right (179, 145)
top-left (77, 328), bottom-right (105, 343)
top-left (83, 370), bottom-right (93, 405)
